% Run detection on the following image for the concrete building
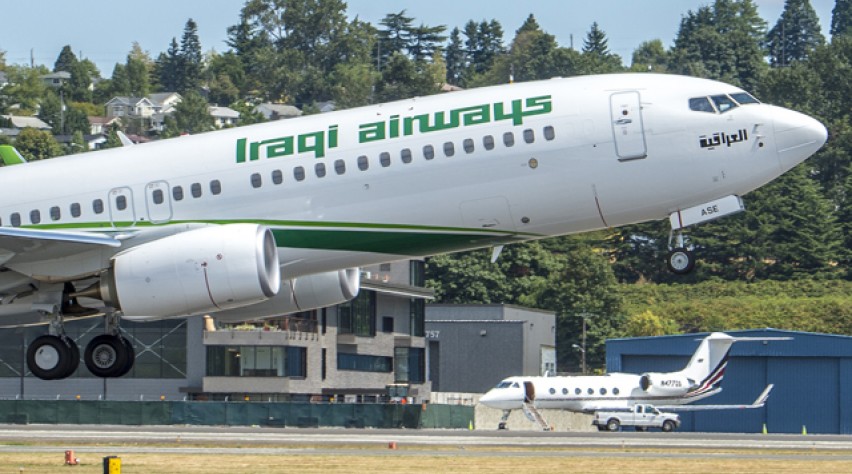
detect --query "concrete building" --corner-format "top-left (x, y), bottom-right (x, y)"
top-left (0, 261), bottom-right (433, 403)
top-left (425, 305), bottom-right (556, 394)
top-left (606, 329), bottom-right (852, 434)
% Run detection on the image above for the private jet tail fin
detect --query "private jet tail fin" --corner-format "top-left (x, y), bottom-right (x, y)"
top-left (0, 145), bottom-right (27, 166)
top-left (659, 384), bottom-right (774, 411)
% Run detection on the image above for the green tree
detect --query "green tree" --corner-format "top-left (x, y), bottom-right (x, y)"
top-left (108, 63), bottom-right (130, 96)
top-left (179, 18), bottom-right (203, 93)
top-left (2, 65), bottom-right (49, 114)
top-left (13, 127), bottom-right (61, 160)
top-left (102, 122), bottom-right (124, 149)
top-left (832, 0), bottom-right (852, 38)
top-left (53, 45), bottom-right (77, 72)
top-left (581, 22), bottom-right (623, 73)
top-left (155, 38), bottom-right (182, 92)
top-left (623, 310), bottom-right (679, 337)
top-left (162, 91), bottom-right (214, 137)
top-left (378, 10), bottom-right (414, 66)
top-left (126, 42), bottom-right (152, 97)
top-left (445, 27), bottom-right (466, 85)
top-left (766, 0), bottom-right (825, 66)
top-left (373, 52), bottom-right (437, 102)
top-left (407, 23), bottom-right (447, 62)
top-left (630, 39), bottom-right (669, 72)
top-left (331, 62), bottom-right (379, 108)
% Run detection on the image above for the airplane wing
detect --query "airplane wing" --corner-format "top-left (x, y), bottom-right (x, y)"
top-left (659, 384), bottom-right (774, 411)
top-left (0, 227), bottom-right (121, 267)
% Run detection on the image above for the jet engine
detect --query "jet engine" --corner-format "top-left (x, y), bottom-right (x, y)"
top-left (98, 224), bottom-right (280, 318)
top-left (639, 373), bottom-right (694, 396)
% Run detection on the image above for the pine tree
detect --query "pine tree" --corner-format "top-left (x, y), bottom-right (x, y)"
top-left (179, 19), bottom-right (203, 93)
top-left (53, 45), bottom-right (77, 72)
top-left (156, 38), bottom-right (182, 92)
top-left (766, 0), bottom-right (825, 66)
top-left (831, 0), bottom-right (852, 39)
top-left (407, 23), bottom-right (447, 62)
top-left (444, 27), bottom-right (466, 85)
top-left (378, 10), bottom-right (414, 67)
top-left (582, 22), bottom-right (610, 56)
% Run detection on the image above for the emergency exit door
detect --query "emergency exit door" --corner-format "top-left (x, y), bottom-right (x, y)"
top-left (610, 91), bottom-right (647, 161)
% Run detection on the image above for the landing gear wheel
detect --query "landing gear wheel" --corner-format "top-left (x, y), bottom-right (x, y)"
top-left (27, 335), bottom-right (77, 380)
top-left (114, 336), bottom-right (135, 377)
top-left (666, 247), bottom-right (695, 275)
top-left (85, 335), bottom-right (130, 378)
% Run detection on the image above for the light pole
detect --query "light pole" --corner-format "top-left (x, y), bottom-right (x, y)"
top-left (571, 343), bottom-right (586, 375)
top-left (575, 312), bottom-right (593, 374)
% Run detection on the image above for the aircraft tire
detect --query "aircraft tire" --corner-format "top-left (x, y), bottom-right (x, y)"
top-left (27, 335), bottom-right (76, 380)
top-left (114, 336), bottom-right (135, 377)
top-left (85, 335), bottom-right (130, 378)
top-left (606, 419), bottom-right (621, 432)
top-left (666, 248), bottom-right (695, 274)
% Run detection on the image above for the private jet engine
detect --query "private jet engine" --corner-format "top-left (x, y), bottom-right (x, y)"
top-left (639, 373), bottom-right (694, 397)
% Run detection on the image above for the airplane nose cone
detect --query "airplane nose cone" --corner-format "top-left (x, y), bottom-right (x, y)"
top-left (773, 107), bottom-right (828, 172)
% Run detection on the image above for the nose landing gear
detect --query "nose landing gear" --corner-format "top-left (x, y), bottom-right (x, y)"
top-left (666, 229), bottom-right (695, 275)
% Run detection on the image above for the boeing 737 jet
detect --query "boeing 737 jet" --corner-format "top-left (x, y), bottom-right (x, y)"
top-left (479, 332), bottom-right (779, 429)
top-left (0, 73), bottom-right (826, 380)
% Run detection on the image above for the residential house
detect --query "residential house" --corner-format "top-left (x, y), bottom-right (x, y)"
top-left (255, 103), bottom-right (302, 121)
top-left (40, 71), bottom-right (71, 89)
top-left (0, 115), bottom-right (52, 140)
top-left (87, 116), bottom-right (121, 135)
top-left (209, 106), bottom-right (240, 128)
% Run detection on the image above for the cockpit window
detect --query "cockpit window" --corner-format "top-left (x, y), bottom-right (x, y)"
top-left (711, 94), bottom-right (737, 113)
top-left (496, 381), bottom-right (512, 389)
top-left (730, 92), bottom-right (760, 105)
top-left (689, 97), bottom-right (715, 113)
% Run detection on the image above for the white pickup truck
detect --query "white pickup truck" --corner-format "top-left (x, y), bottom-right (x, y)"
top-left (592, 404), bottom-right (680, 432)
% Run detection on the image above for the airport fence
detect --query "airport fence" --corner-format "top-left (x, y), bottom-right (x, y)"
top-left (0, 400), bottom-right (474, 429)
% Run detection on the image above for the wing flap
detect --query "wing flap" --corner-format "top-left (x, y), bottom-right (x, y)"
top-left (0, 227), bottom-right (121, 266)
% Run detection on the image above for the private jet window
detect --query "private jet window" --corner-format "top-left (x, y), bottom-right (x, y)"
top-left (334, 159), bottom-right (346, 175)
top-left (50, 206), bottom-right (61, 221)
top-left (562, 388), bottom-right (568, 395)
top-left (711, 94), bottom-right (737, 113)
top-left (549, 388), bottom-right (556, 395)
top-left (210, 180), bottom-right (222, 195)
top-left (272, 169), bottom-right (283, 185)
top-left (116, 195), bottom-right (127, 210)
top-left (251, 173), bottom-right (262, 188)
top-left (443, 141), bottom-right (455, 157)
top-left (600, 388), bottom-right (607, 395)
top-left (730, 92), bottom-right (759, 105)
top-left (587, 388), bottom-right (594, 395)
top-left (93, 199), bottom-right (104, 214)
top-left (11, 213), bottom-right (21, 227)
top-left (463, 138), bottom-right (474, 154)
top-left (574, 388), bottom-right (581, 395)
top-left (401, 148), bottom-right (412, 164)
top-left (423, 145), bottom-right (435, 160)
top-left (380, 152), bottom-right (391, 167)
top-left (512, 382), bottom-right (519, 388)
top-left (152, 190), bottom-right (164, 204)
top-left (294, 166), bottom-right (305, 181)
top-left (483, 135), bottom-right (495, 150)
top-left (688, 97), bottom-right (715, 113)
top-left (70, 203), bottom-right (81, 218)
top-left (503, 132), bottom-right (515, 147)
top-left (523, 129), bottom-right (535, 144)
top-left (30, 210), bottom-right (41, 224)
top-left (613, 388), bottom-right (620, 395)
top-left (315, 162), bottom-right (326, 178)
top-left (191, 183), bottom-right (202, 198)
top-left (172, 186), bottom-right (184, 201)
top-left (357, 155), bottom-right (369, 171)
top-left (544, 126), bottom-right (556, 141)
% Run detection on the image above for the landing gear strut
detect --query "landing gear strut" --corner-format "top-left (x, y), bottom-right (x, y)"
top-left (666, 229), bottom-right (695, 275)
top-left (498, 410), bottom-right (510, 430)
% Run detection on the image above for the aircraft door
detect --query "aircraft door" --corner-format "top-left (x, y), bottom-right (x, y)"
top-left (108, 186), bottom-right (136, 228)
top-left (145, 181), bottom-right (173, 224)
top-left (524, 381), bottom-right (535, 403)
top-left (610, 91), bottom-right (647, 161)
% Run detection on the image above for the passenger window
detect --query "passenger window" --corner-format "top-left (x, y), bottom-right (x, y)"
top-left (152, 189), bottom-right (164, 205)
top-left (711, 94), bottom-right (738, 113)
top-left (93, 199), bottom-right (104, 214)
top-left (272, 170), bottom-right (283, 185)
top-left (294, 166), bottom-right (305, 181)
top-left (70, 203), bottom-right (81, 218)
top-left (251, 173), bottom-right (262, 188)
top-left (50, 206), bottom-right (61, 221)
top-left (401, 148), bottom-right (412, 164)
top-left (523, 129), bottom-right (534, 144)
top-left (172, 186), bottom-right (184, 201)
top-left (334, 159), bottom-right (346, 175)
top-left (463, 139), bottom-right (474, 154)
top-left (423, 145), bottom-right (435, 160)
top-left (315, 163), bottom-right (326, 178)
top-left (357, 155), bottom-right (369, 171)
top-left (380, 152), bottom-right (391, 167)
top-left (116, 196), bottom-right (127, 210)
top-left (30, 210), bottom-right (41, 224)
top-left (483, 135), bottom-right (495, 150)
top-left (443, 142), bottom-right (455, 157)
top-left (689, 97), bottom-right (715, 113)
top-left (191, 183), bottom-right (202, 198)
top-left (11, 213), bottom-right (21, 227)
top-left (210, 180), bottom-right (222, 195)
top-left (543, 126), bottom-right (555, 141)
top-left (503, 132), bottom-right (515, 147)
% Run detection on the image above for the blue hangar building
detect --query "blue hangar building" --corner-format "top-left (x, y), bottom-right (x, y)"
top-left (605, 329), bottom-right (852, 434)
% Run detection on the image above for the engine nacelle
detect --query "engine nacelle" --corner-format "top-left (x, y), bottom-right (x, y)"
top-left (212, 268), bottom-right (360, 323)
top-left (102, 224), bottom-right (280, 318)
top-left (639, 373), bottom-right (694, 396)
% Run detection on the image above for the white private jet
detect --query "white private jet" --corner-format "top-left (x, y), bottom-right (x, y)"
top-left (0, 73), bottom-right (826, 380)
top-left (479, 332), bottom-right (780, 429)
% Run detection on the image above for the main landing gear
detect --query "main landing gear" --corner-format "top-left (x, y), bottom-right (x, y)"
top-left (26, 286), bottom-right (134, 380)
top-left (666, 229), bottom-right (695, 275)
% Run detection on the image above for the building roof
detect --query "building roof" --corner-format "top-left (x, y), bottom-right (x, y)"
top-left (255, 103), bottom-right (302, 119)
top-left (106, 96), bottom-right (153, 107)
top-left (41, 71), bottom-right (71, 80)
top-left (0, 115), bottom-right (51, 130)
top-left (148, 92), bottom-right (181, 108)
top-left (209, 106), bottom-right (240, 119)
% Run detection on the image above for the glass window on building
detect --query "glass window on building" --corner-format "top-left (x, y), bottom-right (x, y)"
top-left (394, 347), bottom-right (425, 383)
top-left (409, 260), bottom-right (425, 286)
top-left (410, 299), bottom-right (425, 337)
top-left (206, 346), bottom-right (306, 378)
top-left (338, 291), bottom-right (376, 337)
top-left (337, 352), bottom-right (392, 372)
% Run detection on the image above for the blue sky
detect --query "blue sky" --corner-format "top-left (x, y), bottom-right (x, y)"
top-left (0, 1), bottom-right (837, 75)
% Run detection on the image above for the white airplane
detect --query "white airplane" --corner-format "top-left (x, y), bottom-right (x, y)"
top-left (478, 332), bottom-right (779, 428)
top-left (0, 73), bottom-right (826, 380)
